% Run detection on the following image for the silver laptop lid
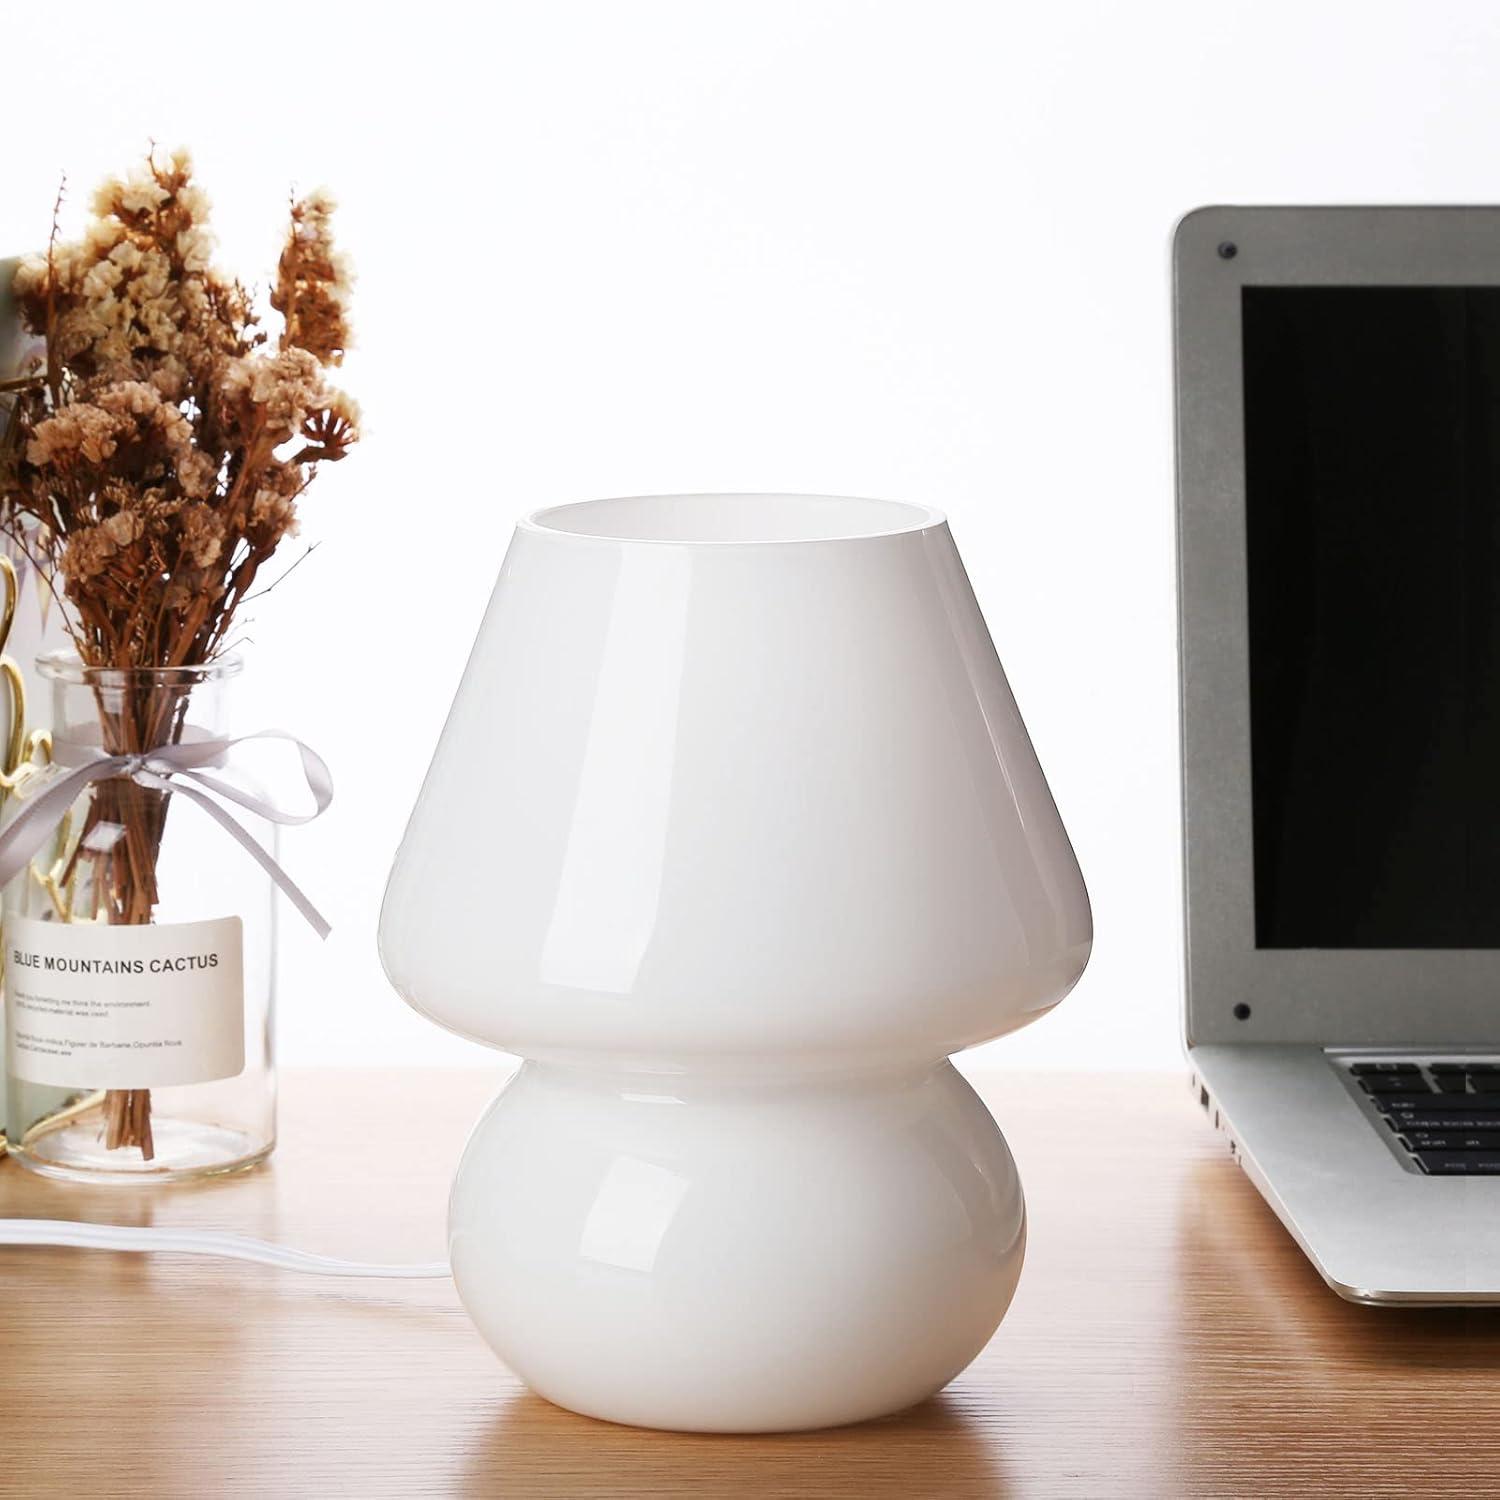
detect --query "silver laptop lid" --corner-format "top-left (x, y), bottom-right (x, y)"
top-left (1175, 206), bottom-right (1500, 1050)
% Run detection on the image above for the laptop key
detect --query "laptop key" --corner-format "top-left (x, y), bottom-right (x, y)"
top-left (1413, 1151), bottom-right (1500, 1175)
top-left (1433, 1076), bottom-right (1472, 1094)
top-left (1401, 1130), bottom-right (1500, 1150)
top-left (1362, 1075), bottom-right (1434, 1095)
top-left (1351, 1061), bottom-right (1422, 1075)
top-left (1386, 1114), bottom-right (1500, 1132)
top-left (1378, 1092), bottom-right (1500, 1113)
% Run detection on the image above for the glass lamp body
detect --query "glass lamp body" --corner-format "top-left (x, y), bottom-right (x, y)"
top-left (4, 657), bottom-right (276, 1182)
top-left (381, 494), bottom-right (1091, 1432)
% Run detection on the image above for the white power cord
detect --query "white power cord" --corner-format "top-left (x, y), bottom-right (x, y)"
top-left (0, 1217), bottom-right (450, 1277)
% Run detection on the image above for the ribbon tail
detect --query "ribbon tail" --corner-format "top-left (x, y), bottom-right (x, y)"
top-left (163, 778), bottom-right (332, 941)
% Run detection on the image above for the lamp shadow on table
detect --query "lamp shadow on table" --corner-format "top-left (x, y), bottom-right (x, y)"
top-left (459, 1389), bottom-right (1013, 1500)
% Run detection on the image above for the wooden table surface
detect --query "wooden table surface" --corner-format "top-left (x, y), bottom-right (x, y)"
top-left (2, 1068), bottom-right (1498, 1499)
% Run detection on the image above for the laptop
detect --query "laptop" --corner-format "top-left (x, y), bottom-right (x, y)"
top-left (1174, 206), bottom-right (1500, 1304)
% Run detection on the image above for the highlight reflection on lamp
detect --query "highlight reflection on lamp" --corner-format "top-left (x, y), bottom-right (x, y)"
top-left (579, 1156), bottom-right (689, 1274)
top-left (380, 493), bottom-right (1092, 1433)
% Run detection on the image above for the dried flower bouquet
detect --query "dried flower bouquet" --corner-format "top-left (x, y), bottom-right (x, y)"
top-left (0, 148), bottom-right (357, 1158)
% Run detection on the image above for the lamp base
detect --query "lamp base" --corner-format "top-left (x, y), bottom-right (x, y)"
top-left (449, 1058), bottom-right (1025, 1433)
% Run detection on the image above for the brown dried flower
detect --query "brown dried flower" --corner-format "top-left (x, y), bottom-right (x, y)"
top-left (0, 145), bottom-right (358, 673)
top-left (271, 189), bottom-right (353, 366)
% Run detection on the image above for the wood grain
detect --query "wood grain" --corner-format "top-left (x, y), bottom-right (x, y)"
top-left (1, 1068), bottom-right (1497, 1498)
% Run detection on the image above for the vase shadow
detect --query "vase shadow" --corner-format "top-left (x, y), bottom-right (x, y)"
top-left (459, 1388), bottom-right (1012, 1499)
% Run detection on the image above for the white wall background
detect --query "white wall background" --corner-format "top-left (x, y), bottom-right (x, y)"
top-left (2, 0), bottom-right (1493, 1069)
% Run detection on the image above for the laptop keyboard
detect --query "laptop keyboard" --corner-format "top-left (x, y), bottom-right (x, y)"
top-left (1349, 1060), bottom-right (1500, 1175)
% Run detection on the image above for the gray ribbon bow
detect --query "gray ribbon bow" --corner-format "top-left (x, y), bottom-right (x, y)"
top-left (0, 730), bottom-right (334, 938)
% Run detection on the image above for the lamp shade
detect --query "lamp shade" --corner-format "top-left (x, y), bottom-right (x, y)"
top-left (380, 494), bottom-right (1091, 1432)
top-left (382, 492), bottom-right (1089, 1061)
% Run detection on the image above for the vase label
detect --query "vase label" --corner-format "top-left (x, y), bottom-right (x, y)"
top-left (4, 914), bottom-right (245, 1088)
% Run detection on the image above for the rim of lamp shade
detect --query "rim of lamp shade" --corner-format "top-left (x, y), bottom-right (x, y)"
top-left (521, 492), bottom-right (947, 548)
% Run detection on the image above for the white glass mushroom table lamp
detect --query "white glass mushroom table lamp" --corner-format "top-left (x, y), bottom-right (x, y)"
top-left (379, 493), bottom-right (1091, 1433)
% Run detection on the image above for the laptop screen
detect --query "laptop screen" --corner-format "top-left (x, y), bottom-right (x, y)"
top-left (1244, 286), bottom-right (1500, 948)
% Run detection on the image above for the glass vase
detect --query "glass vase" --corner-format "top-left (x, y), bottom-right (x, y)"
top-left (3, 652), bottom-right (275, 1182)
